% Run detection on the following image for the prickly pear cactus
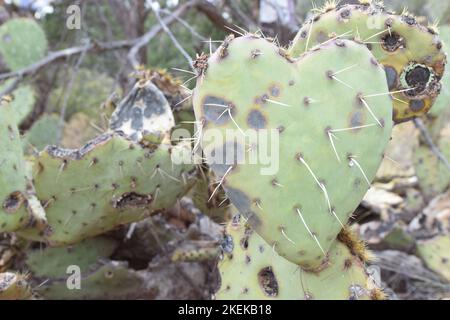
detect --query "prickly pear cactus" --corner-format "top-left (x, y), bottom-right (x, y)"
top-left (0, 272), bottom-right (33, 300)
top-left (216, 215), bottom-right (383, 300)
top-left (17, 134), bottom-right (197, 246)
top-left (0, 18), bottom-right (48, 71)
top-left (0, 99), bottom-right (47, 233)
top-left (193, 34), bottom-right (392, 268)
top-left (25, 237), bottom-right (149, 299)
top-left (22, 114), bottom-right (60, 153)
top-left (413, 25), bottom-right (450, 199)
top-left (0, 82), bottom-right (35, 125)
top-left (288, 1), bottom-right (447, 123)
top-left (417, 235), bottom-right (450, 282)
top-left (109, 80), bottom-right (175, 143)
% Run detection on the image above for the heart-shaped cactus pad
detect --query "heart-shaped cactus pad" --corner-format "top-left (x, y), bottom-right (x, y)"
top-left (193, 34), bottom-right (393, 269)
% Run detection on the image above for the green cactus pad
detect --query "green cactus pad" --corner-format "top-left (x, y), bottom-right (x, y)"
top-left (288, 1), bottom-right (447, 123)
top-left (414, 136), bottom-right (450, 200)
top-left (25, 237), bottom-right (149, 299)
top-left (193, 35), bottom-right (392, 268)
top-left (0, 82), bottom-right (35, 125)
top-left (417, 235), bottom-right (450, 282)
top-left (0, 272), bottom-right (33, 300)
top-left (22, 114), bottom-right (60, 153)
top-left (17, 135), bottom-right (196, 246)
top-left (0, 18), bottom-right (48, 71)
top-left (216, 215), bottom-right (381, 300)
top-left (0, 99), bottom-right (46, 232)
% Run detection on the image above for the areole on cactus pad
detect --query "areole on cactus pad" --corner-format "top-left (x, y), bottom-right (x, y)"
top-left (193, 34), bottom-right (393, 268)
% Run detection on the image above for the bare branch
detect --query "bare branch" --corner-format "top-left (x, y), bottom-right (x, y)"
top-left (150, 1), bottom-right (194, 71)
top-left (127, 0), bottom-right (198, 68)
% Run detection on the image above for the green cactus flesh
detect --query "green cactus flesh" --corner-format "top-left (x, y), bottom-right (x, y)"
top-left (0, 82), bottom-right (35, 125)
top-left (288, 2), bottom-right (447, 123)
top-left (417, 235), bottom-right (450, 282)
top-left (25, 237), bottom-right (148, 299)
top-left (0, 18), bottom-right (48, 71)
top-left (193, 35), bottom-right (392, 268)
top-left (0, 99), bottom-right (46, 232)
top-left (17, 134), bottom-right (196, 246)
top-left (22, 114), bottom-right (60, 153)
top-left (0, 272), bottom-right (33, 300)
top-left (216, 215), bottom-right (380, 300)
top-left (414, 135), bottom-right (450, 200)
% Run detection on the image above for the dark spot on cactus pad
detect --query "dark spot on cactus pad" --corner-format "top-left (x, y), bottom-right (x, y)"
top-left (2, 191), bottom-right (24, 213)
top-left (381, 32), bottom-right (404, 52)
top-left (240, 234), bottom-right (251, 250)
top-left (208, 141), bottom-right (244, 176)
top-left (226, 187), bottom-right (250, 213)
top-left (2, 33), bottom-right (12, 43)
top-left (269, 85), bottom-right (281, 97)
top-left (113, 192), bottom-right (153, 209)
top-left (344, 258), bottom-right (353, 270)
top-left (384, 65), bottom-right (398, 90)
top-left (245, 255), bottom-right (251, 264)
top-left (349, 111), bottom-right (365, 127)
top-left (409, 100), bottom-right (425, 112)
top-left (202, 96), bottom-right (234, 125)
top-left (339, 9), bottom-right (351, 20)
top-left (131, 107), bottom-right (144, 130)
top-left (258, 267), bottom-right (279, 297)
top-left (247, 110), bottom-right (266, 129)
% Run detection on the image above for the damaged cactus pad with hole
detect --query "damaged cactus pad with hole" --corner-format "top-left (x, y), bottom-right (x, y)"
top-left (16, 134), bottom-right (197, 246)
top-left (0, 99), bottom-right (47, 233)
top-left (288, 1), bottom-right (447, 123)
top-left (216, 215), bottom-right (383, 300)
top-left (193, 34), bottom-right (392, 268)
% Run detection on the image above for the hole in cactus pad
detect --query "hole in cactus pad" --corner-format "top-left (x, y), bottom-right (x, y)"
top-left (381, 32), bottom-right (404, 52)
top-left (258, 267), bottom-right (279, 297)
top-left (113, 192), bottom-right (153, 209)
top-left (403, 64), bottom-right (433, 96)
top-left (2, 191), bottom-right (25, 213)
